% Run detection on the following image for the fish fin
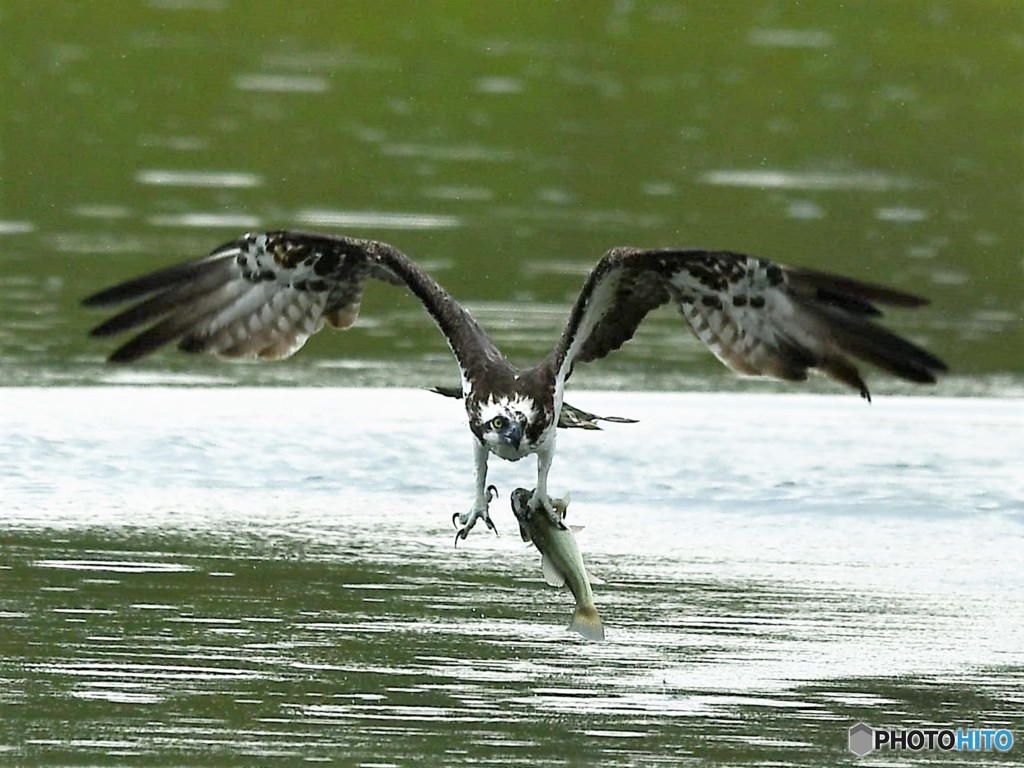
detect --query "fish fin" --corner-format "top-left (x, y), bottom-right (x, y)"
top-left (541, 555), bottom-right (565, 588)
top-left (569, 525), bottom-right (585, 533)
top-left (569, 604), bottom-right (605, 641)
top-left (551, 493), bottom-right (571, 520)
top-left (587, 571), bottom-right (606, 586)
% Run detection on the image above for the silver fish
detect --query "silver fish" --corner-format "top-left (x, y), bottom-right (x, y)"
top-left (511, 487), bottom-right (605, 641)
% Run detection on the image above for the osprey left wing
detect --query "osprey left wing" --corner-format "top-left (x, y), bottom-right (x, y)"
top-left (549, 247), bottom-right (947, 402)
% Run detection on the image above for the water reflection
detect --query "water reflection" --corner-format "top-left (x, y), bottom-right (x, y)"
top-left (0, 221), bottom-right (36, 234)
top-left (146, 212), bottom-right (262, 228)
top-left (295, 209), bottom-right (463, 230)
top-left (233, 73), bottom-right (331, 93)
top-left (135, 170), bottom-right (264, 188)
top-left (2, 387), bottom-right (1021, 764)
top-left (746, 29), bottom-right (834, 49)
top-left (10, 531), bottom-right (1019, 765)
top-left (700, 168), bottom-right (919, 192)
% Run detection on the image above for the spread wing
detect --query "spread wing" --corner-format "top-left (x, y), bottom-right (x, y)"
top-left (82, 230), bottom-right (500, 382)
top-left (548, 247), bottom-right (947, 401)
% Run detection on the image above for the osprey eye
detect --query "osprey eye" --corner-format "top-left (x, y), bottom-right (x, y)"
top-left (491, 416), bottom-right (505, 430)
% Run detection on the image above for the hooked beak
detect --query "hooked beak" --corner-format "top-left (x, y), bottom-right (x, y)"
top-left (497, 419), bottom-right (524, 451)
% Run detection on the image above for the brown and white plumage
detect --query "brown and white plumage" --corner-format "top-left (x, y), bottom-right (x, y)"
top-left (84, 231), bottom-right (495, 375)
top-left (548, 247), bottom-right (945, 402)
top-left (83, 230), bottom-right (946, 537)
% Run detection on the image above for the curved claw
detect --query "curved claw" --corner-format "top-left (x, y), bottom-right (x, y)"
top-left (453, 514), bottom-right (498, 547)
top-left (453, 485), bottom-right (501, 547)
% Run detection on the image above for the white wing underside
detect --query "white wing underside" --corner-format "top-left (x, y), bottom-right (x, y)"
top-left (553, 248), bottom-right (945, 401)
top-left (83, 231), bottom-right (497, 378)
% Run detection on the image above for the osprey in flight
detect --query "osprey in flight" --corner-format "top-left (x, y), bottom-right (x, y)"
top-left (83, 231), bottom-right (946, 538)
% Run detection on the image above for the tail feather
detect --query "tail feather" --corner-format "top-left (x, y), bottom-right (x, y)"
top-left (569, 604), bottom-right (605, 641)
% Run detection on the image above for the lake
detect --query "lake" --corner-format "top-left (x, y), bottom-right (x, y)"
top-left (0, 1), bottom-right (1021, 391)
top-left (1, 1), bottom-right (1022, 765)
top-left (2, 388), bottom-right (1022, 765)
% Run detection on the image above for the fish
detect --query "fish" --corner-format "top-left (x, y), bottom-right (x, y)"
top-left (510, 487), bottom-right (605, 641)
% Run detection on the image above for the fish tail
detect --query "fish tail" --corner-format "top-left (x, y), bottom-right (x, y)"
top-left (569, 604), bottom-right (605, 641)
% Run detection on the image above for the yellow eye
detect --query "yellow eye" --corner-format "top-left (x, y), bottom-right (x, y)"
top-left (491, 416), bottom-right (505, 430)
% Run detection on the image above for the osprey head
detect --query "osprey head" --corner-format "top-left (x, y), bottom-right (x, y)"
top-left (473, 395), bottom-right (538, 461)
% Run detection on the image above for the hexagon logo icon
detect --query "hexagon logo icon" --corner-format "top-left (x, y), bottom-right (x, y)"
top-left (848, 722), bottom-right (875, 756)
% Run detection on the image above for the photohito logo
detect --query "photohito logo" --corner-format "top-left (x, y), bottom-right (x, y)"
top-left (848, 723), bottom-right (1014, 755)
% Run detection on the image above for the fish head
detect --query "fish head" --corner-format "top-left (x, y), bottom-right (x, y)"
top-left (510, 487), bottom-right (534, 540)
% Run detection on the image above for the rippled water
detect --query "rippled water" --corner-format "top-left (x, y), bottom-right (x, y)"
top-left (1, 1), bottom-right (1022, 390)
top-left (3, 388), bottom-right (1021, 765)
top-left (2, 2), bottom-right (1022, 764)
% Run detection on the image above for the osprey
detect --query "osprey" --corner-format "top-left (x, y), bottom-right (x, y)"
top-left (83, 231), bottom-right (946, 539)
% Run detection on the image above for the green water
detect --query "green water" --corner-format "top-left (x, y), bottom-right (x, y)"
top-left (0, 1), bottom-right (1021, 389)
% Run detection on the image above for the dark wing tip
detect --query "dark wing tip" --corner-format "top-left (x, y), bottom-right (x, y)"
top-left (82, 233), bottom-right (253, 310)
top-left (816, 305), bottom-right (948, 395)
top-left (81, 292), bottom-right (110, 309)
top-left (789, 267), bottom-right (931, 311)
top-left (785, 265), bottom-right (947, 390)
top-left (89, 319), bottom-right (127, 339)
top-left (82, 283), bottom-right (141, 308)
top-left (106, 341), bottom-right (151, 364)
top-left (82, 255), bottom-right (232, 309)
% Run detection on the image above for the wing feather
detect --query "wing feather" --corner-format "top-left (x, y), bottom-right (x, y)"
top-left (106, 278), bottom-right (252, 363)
top-left (89, 260), bottom-right (239, 338)
top-left (83, 231), bottom-right (502, 376)
top-left (549, 247), bottom-right (946, 400)
top-left (82, 248), bottom-right (239, 308)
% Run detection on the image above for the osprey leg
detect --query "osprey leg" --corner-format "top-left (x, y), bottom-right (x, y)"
top-left (527, 441), bottom-right (562, 525)
top-left (453, 442), bottom-right (499, 543)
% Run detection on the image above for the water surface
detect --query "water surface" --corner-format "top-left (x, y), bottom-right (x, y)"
top-left (0, 2), bottom-right (1021, 390)
top-left (2, 2), bottom-right (1021, 763)
top-left (2, 388), bottom-right (1021, 765)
